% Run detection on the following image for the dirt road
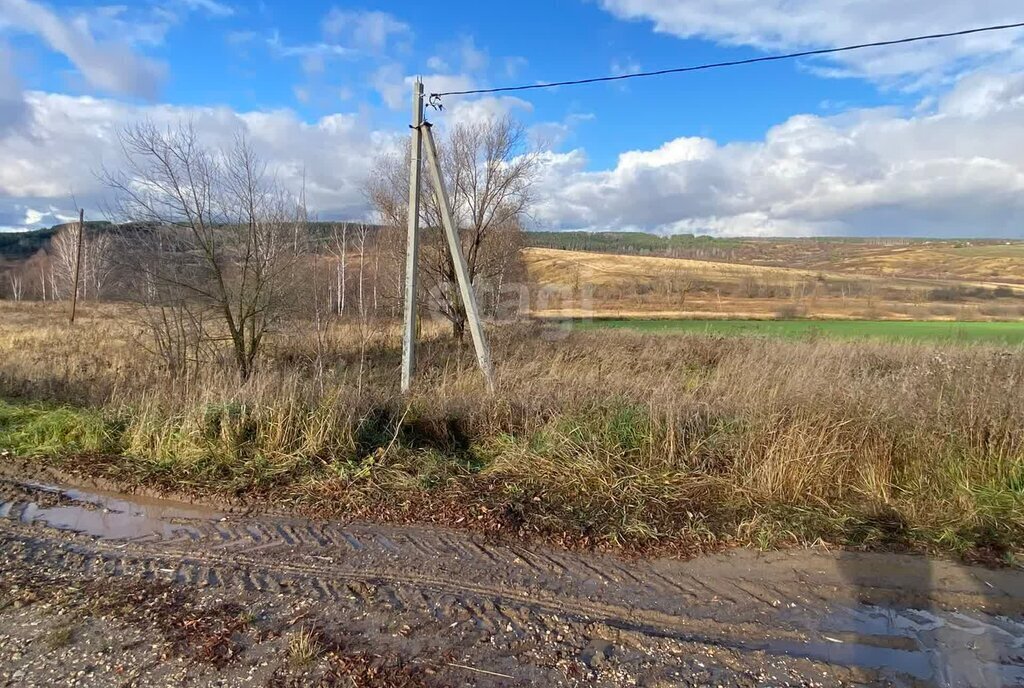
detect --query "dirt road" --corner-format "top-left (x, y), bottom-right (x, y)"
top-left (1, 473), bottom-right (1022, 687)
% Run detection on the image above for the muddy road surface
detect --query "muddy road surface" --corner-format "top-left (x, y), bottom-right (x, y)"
top-left (1, 474), bottom-right (1023, 687)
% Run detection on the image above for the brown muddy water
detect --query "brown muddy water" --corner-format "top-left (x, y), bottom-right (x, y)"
top-left (0, 479), bottom-right (224, 540)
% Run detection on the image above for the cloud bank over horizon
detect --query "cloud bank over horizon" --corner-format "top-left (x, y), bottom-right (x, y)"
top-left (532, 71), bottom-right (1024, 238)
top-left (1, 0), bottom-right (1023, 238)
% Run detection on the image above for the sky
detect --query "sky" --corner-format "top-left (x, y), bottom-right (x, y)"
top-left (1, 0), bottom-right (1024, 237)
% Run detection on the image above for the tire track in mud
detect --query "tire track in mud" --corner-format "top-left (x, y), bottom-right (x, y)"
top-left (3, 480), bottom-right (1024, 686)
top-left (2, 490), bottom-right (1018, 620)
top-left (0, 496), bottom-right (842, 674)
top-left (1, 522), bottom-right (802, 650)
top-left (0, 490), bottom-right (742, 613)
top-left (4, 526), bottom-right (910, 687)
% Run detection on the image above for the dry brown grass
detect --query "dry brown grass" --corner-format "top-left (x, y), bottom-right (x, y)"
top-left (597, 238), bottom-right (1024, 285)
top-left (525, 246), bottom-right (824, 286)
top-left (1, 301), bottom-right (1022, 559)
top-left (288, 626), bottom-right (324, 667)
top-left (820, 243), bottom-right (1024, 284)
top-left (523, 247), bottom-right (1024, 321)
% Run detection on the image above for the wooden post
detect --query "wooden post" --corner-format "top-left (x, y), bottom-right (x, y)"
top-left (401, 80), bottom-right (424, 393)
top-left (69, 208), bottom-right (84, 324)
top-left (421, 122), bottom-right (496, 392)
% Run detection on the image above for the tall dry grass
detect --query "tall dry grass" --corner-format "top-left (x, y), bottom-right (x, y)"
top-left (1, 301), bottom-right (1022, 556)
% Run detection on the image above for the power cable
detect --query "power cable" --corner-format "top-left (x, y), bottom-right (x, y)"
top-left (428, 21), bottom-right (1024, 104)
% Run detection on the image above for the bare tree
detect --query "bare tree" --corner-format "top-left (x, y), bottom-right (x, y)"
top-left (7, 269), bottom-right (23, 301)
top-left (23, 250), bottom-right (49, 301)
top-left (372, 237), bottom-right (380, 315)
top-left (47, 223), bottom-right (112, 302)
top-left (85, 232), bottom-right (114, 300)
top-left (328, 224), bottom-right (348, 316)
top-left (368, 115), bottom-right (537, 339)
top-left (355, 223), bottom-right (371, 317)
top-left (105, 122), bottom-right (302, 380)
top-left (49, 223), bottom-right (80, 300)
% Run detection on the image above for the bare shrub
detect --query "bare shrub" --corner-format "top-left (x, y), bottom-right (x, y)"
top-left (104, 122), bottom-right (304, 380)
top-left (774, 303), bottom-right (806, 319)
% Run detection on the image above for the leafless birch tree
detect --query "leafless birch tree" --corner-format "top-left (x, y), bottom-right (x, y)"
top-left (328, 224), bottom-right (348, 316)
top-left (49, 223), bottom-right (80, 300)
top-left (355, 223), bottom-right (371, 317)
top-left (7, 269), bottom-right (23, 301)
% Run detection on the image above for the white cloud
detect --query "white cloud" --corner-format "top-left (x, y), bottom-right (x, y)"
top-left (456, 35), bottom-right (488, 73)
top-left (610, 58), bottom-right (642, 76)
top-left (373, 68), bottom-right (529, 128)
top-left (77, 5), bottom-right (171, 48)
top-left (321, 8), bottom-right (410, 51)
top-left (0, 0), bottom-right (166, 98)
top-left (301, 53), bottom-right (326, 76)
top-left (418, 74), bottom-right (477, 102)
top-left (371, 63), bottom-right (410, 109)
top-left (372, 67), bottom-right (476, 110)
top-left (267, 30), bottom-right (356, 60)
top-left (533, 72), bottom-right (1024, 237)
top-left (179, 0), bottom-right (234, 18)
top-left (939, 69), bottom-right (1024, 116)
top-left (6, 74), bottom-right (1024, 238)
top-left (504, 56), bottom-right (528, 78)
top-left (0, 204), bottom-right (76, 232)
top-left (420, 36), bottom-right (491, 80)
top-left (444, 95), bottom-right (532, 129)
top-left (74, 2), bottom-right (234, 50)
top-left (0, 92), bottom-right (402, 230)
top-left (530, 112), bottom-right (595, 149)
top-left (426, 55), bottom-right (449, 72)
top-left (0, 42), bottom-right (29, 134)
top-left (598, 1), bottom-right (1024, 85)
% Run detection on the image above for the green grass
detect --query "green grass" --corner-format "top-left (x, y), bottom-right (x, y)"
top-left (0, 400), bottom-right (122, 456)
top-left (3, 327), bottom-right (1023, 561)
top-left (576, 319), bottom-right (1024, 345)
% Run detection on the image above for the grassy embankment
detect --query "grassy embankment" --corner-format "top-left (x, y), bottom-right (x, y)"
top-left (1, 302), bottom-right (1022, 561)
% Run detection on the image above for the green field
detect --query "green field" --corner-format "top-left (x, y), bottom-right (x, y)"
top-left (576, 318), bottom-right (1024, 345)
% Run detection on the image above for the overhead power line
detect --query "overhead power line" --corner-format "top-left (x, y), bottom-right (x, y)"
top-left (429, 22), bottom-right (1024, 100)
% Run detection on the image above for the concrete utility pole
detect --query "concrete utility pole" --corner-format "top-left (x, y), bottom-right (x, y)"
top-left (401, 80), bottom-right (424, 393)
top-left (421, 122), bottom-right (495, 392)
top-left (69, 208), bottom-right (84, 324)
top-left (400, 80), bottom-right (495, 392)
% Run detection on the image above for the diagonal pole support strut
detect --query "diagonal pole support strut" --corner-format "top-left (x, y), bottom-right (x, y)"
top-left (420, 121), bottom-right (496, 392)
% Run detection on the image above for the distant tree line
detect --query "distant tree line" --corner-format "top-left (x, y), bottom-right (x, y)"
top-left (0, 115), bottom-right (539, 381)
top-left (525, 231), bottom-right (741, 260)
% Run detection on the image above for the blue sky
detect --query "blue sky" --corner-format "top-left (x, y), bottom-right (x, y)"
top-left (2, 0), bottom-right (1024, 236)
top-left (12, 0), bottom-right (891, 164)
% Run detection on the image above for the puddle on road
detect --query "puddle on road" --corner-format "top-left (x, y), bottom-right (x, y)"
top-left (773, 597), bottom-right (1024, 686)
top-left (1, 480), bottom-right (223, 540)
top-left (765, 637), bottom-right (934, 681)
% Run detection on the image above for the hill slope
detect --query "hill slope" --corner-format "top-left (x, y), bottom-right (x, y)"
top-left (523, 247), bottom-right (1024, 321)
